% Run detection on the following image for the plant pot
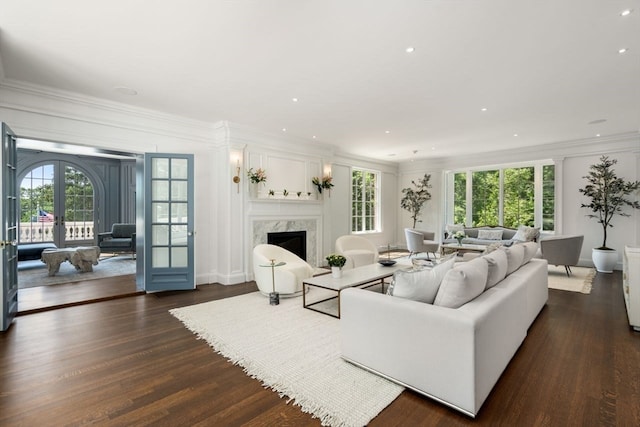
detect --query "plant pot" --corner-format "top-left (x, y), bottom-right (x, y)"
top-left (331, 266), bottom-right (342, 278)
top-left (592, 248), bottom-right (617, 273)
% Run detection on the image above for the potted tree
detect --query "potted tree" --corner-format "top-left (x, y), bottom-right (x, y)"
top-left (400, 173), bottom-right (432, 228)
top-left (579, 156), bottom-right (640, 273)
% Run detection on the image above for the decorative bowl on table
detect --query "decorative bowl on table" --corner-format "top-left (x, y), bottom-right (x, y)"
top-left (378, 259), bottom-right (397, 267)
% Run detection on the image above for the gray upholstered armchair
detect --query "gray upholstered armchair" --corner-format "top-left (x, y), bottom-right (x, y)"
top-left (404, 228), bottom-right (439, 260)
top-left (539, 235), bottom-right (584, 276)
top-left (97, 223), bottom-right (136, 256)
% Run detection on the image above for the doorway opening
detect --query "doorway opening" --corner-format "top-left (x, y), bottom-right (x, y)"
top-left (16, 139), bottom-right (141, 312)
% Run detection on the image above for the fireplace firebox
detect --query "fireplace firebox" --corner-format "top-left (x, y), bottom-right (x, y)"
top-left (267, 231), bottom-right (307, 261)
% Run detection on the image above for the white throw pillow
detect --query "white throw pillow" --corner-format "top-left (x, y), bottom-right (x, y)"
top-left (434, 257), bottom-right (489, 308)
top-left (388, 255), bottom-right (456, 303)
top-left (521, 241), bottom-right (538, 264)
top-left (483, 249), bottom-right (508, 288)
top-left (512, 225), bottom-right (540, 242)
top-left (477, 229), bottom-right (504, 240)
top-left (501, 244), bottom-right (525, 274)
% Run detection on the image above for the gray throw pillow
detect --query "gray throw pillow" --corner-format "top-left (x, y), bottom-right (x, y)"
top-left (388, 255), bottom-right (456, 303)
top-left (434, 257), bottom-right (489, 308)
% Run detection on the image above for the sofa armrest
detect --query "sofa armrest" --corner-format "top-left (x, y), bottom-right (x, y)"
top-left (341, 289), bottom-right (477, 414)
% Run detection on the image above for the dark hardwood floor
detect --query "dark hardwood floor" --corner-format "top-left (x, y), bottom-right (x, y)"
top-left (1, 271), bottom-right (639, 426)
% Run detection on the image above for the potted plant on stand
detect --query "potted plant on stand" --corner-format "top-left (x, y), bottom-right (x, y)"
top-left (326, 253), bottom-right (347, 278)
top-left (400, 173), bottom-right (432, 228)
top-left (579, 156), bottom-right (640, 273)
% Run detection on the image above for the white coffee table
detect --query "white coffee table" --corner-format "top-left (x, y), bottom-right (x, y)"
top-left (302, 262), bottom-right (406, 318)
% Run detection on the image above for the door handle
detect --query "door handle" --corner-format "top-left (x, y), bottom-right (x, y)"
top-left (0, 240), bottom-right (17, 248)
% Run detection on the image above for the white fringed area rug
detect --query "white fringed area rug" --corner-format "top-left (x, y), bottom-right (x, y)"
top-left (170, 292), bottom-right (404, 427)
top-left (547, 265), bottom-right (595, 294)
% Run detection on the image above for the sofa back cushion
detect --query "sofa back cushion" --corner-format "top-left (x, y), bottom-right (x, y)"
top-left (112, 223), bottom-right (135, 238)
top-left (483, 249), bottom-right (508, 288)
top-left (388, 255), bottom-right (456, 303)
top-left (501, 244), bottom-right (525, 274)
top-left (521, 241), bottom-right (539, 264)
top-left (434, 257), bottom-right (489, 308)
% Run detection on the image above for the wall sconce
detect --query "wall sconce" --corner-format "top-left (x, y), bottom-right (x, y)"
top-left (232, 159), bottom-right (241, 193)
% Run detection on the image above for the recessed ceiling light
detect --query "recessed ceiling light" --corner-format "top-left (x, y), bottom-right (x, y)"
top-left (312, 135), bottom-right (316, 139)
top-left (292, 97), bottom-right (298, 102)
top-left (282, 128), bottom-right (287, 132)
top-left (513, 133), bottom-right (519, 137)
top-left (621, 9), bottom-right (632, 16)
top-left (385, 130), bottom-right (391, 134)
top-left (596, 134), bottom-right (601, 137)
top-left (405, 47), bottom-right (415, 53)
top-left (619, 48), bottom-right (628, 54)
top-left (113, 86), bottom-right (137, 96)
top-left (431, 146), bottom-right (435, 151)
top-left (481, 107), bottom-right (488, 112)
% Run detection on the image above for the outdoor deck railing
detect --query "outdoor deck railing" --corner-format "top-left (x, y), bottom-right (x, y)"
top-left (19, 222), bottom-right (95, 244)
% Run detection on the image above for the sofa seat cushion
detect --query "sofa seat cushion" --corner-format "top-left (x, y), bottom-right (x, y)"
top-left (101, 238), bottom-right (133, 248)
top-left (434, 257), bottom-right (489, 308)
top-left (18, 243), bottom-right (58, 261)
top-left (388, 255), bottom-right (456, 303)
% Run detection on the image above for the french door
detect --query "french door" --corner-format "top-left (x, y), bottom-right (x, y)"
top-left (2, 123), bottom-right (18, 331)
top-left (19, 162), bottom-right (95, 248)
top-left (143, 153), bottom-right (195, 291)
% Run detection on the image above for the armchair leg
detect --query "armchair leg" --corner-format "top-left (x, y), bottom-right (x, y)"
top-left (564, 265), bottom-right (572, 277)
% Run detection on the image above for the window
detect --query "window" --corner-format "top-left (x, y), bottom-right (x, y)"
top-left (351, 168), bottom-right (380, 233)
top-left (450, 163), bottom-right (555, 231)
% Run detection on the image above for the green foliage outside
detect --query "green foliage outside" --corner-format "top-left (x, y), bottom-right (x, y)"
top-left (453, 165), bottom-right (555, 229)
top-left (20, 165), bottom-right (94, 223)
top-left (352, 169), bottom-right (377, 232)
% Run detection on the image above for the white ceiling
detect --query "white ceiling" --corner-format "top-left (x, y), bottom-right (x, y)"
top-left (1, 0), bottom-right (638, 161)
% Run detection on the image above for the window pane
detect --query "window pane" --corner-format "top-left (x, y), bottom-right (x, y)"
top-left (453, 172), bottom-right (466, 224)
top-left (542, 165), bottom-right (555, 231)
top-left (351, 169), bottom-right (379, 232)
top-left (503, 167), bottom-right (535, 228)
top-left (471, 170), bottom-right (499, 226)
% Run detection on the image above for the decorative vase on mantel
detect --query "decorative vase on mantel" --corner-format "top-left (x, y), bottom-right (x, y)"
top-left (331, 266), bottom-right (342, 279)
top-left (456, 238), bottom-right (463, 246)
top-left (249, 183), bottom-right (259, 198)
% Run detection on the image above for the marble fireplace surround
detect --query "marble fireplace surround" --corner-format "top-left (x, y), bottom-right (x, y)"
top-left (251, 217), bottom-right (320, 267)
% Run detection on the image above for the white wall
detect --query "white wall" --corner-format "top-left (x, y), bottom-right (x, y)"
top-left (3, 78), bottom-right (638, 280)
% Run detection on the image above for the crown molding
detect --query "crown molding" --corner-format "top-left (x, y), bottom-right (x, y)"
top-left (0, 78), bottom-right (217, 144)
top-left (399, 131), bottom-right (640, 171)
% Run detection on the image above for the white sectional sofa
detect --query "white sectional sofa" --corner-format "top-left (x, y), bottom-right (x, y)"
top-left (340, 243), bottom-right (548, 417)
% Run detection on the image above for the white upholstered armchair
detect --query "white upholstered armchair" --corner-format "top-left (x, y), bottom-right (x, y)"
top-left (335, 235), bottom-right (379, 269)
top-left (404, 228), bottom-right (439, 259)
top-left (252, 244), bottom-right (314, 297)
